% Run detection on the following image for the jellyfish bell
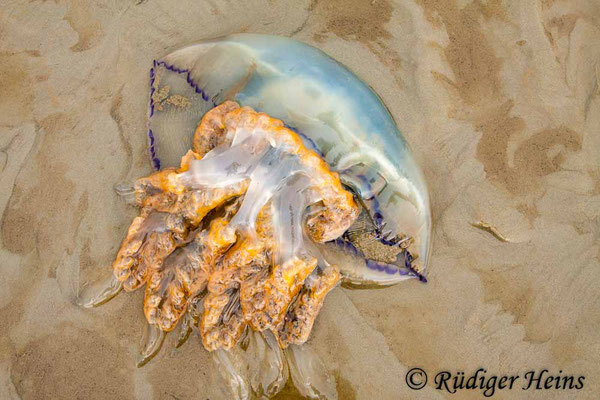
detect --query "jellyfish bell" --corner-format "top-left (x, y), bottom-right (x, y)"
top-left (149, 33), bottom-right (431, 285)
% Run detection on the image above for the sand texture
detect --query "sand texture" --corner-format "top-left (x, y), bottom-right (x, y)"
top-left (1, 0), bottom-right (599, 399)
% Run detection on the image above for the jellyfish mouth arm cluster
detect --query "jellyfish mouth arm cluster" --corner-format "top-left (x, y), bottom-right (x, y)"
top-left (81, 101), bottom-right (359, 361)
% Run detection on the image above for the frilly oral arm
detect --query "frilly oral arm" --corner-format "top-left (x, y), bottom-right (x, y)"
top-left (201, 198), bottom-right (298, 351)
top-left (247, 256), bottom-right (318, 333)
top-left (277, 265), bottom-right (341, 347)
top-left (143, 208), bottom-right (239, 331)
top-left (133, 151), bottom-right (248, 225)
top-left (112, 209), bottom-right (187, 291)
top-left (201, 210), bottom-right (272, 351)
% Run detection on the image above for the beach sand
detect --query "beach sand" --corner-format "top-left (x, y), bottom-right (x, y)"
top-left (1, 1), bottom-right (599, 399)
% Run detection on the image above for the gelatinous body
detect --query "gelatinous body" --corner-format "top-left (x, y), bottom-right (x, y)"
top-left (80, 34), bottom-right (432, 400)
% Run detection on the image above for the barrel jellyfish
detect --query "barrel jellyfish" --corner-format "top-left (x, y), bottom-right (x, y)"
top-left (78, 34), bottom-right (431, 399)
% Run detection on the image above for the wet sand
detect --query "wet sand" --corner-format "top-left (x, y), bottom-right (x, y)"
top-left (1, 1), bottom-right (599, 399)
